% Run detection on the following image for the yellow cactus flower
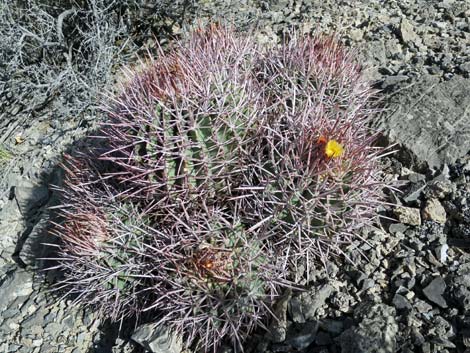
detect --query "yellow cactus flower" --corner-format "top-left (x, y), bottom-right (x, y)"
top-left (324, 139), bottom-right (344, 158)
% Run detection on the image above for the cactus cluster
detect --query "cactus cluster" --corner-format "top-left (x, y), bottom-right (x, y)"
top-left (49, 25), bottom-right (389, 351)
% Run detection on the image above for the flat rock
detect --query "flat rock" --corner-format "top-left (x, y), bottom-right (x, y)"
top-left (422, 199), bottom-right (447, 224)
top-left (0, 267), bottom-right (33, 311)
top-left (18, 216), bottom-right (51, 268)
top-left (14, 181), bottom-right (49, 213)
top-left (394, 206), bottom-right (421, 226)
top-left (400, 18), bottom-right (421, 46)
top-left (319, 319), bottom-right (344, 335)
top-left (414, 299), bottom-right (433, 313)
top-left (285, 321), bottom-right (319, 350)
top-left (289, 284), bottom-right (334, 323)
top-left (380, 75), bottom-right (470, 170)
top-left (392, 293), bottom-right (412, 311)
top-left (422, 276), bottom-right (447, 308)
top-left (338, 303), bottom-right (398, 353)
top-left (132, 324), bottom-right (182, 353)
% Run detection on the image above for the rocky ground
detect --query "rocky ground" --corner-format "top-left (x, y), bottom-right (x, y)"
top-left (0, 0), bottom-right (469, 352)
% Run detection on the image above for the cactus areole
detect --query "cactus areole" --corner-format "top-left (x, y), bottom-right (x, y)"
top-left (49, 25), bottom-right (389, 352)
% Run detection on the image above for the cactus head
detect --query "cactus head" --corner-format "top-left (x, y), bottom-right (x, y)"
top-left (49, 155), bottom-right (154, 321)
top-left (142, 209), bottom-right (282, 351)
top-left (245, 33), bottom-right (387, 272)
top-left (100, 25), bottom-right (260, 207)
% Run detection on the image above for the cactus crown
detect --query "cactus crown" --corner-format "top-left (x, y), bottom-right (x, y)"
top-left (49, 25), bottom-right (389, 352)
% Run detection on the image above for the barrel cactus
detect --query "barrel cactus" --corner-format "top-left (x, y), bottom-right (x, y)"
top-left (48, 25), bottom-right (389, 351)
top-left (246, 33), bottom-right (387, 273)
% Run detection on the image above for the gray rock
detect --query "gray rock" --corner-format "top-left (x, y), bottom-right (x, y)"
top-left (330, 291), bottom-right (354, 313)
top-left (2, 308), bottom-right (18, 320)
top-left (423, 276), bottom-right (447, 308)
top-left (380, 76), bottom-right (470, 170)
top-left (0, 267), bottom-right (33, 311)
top-left (436, 244), bottom-right (449, 263)
top-left (132, 324), bottom-right (182, 353)
top-left (14, 180), bottom-right (49, 215)
top-left (432, 316), bottom-right (453, 339)
top-left (394, 206), bottom-right (421, 226)
top-left (18, 216), bottom-right (51, 268)
top-left (269, 289), bottom-right (291, 343)
top-left (285, 321), bottom-right (318, 350)
top-left (432, 337), bottom-right (456, 349)
top-left (382, 75), bottom-right (409, 89)
top-left (400, 18), bottom-right (421, 46)
top-left (21, 308), bottom-right (46, 330)
top-left (289, 284), bottom-right (334, 323)
top-left (349, 28), bottom-right (364, 41)
top-left (411, 326), bottom-right (425, 345)
top-left (413, 299), bottom-right (433, 314)
top-left (0, 200), bottom-right (23, 266)
top-left (319, 319), bottom-right (344, 335)
top-left (7, 344), bottom-right (21, 352)
top-left (451, 283), bottom-right (470, 311)
top-left (338, 303), bottom-right (398, 353)
top-left (364, 40), bottom-right (387, 66)
top-left (428, 180), bottom-right (453, 199)
top-left (388, 223), bottom-right (409, 235)
top-left (44, 322), bottom-right (62, 340)
top-left (392, 293), bottom-right (412, 311)
top-left (403, 184), bottom-right (427, 205)
top-left (459, 62), bottom-right (470, 75)
top-left (408, 173), bottom-right (427, 184)
top-left (112, 338), bottom-right (136, 353)
top-left (422, 199), bottom-right (447, 224)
